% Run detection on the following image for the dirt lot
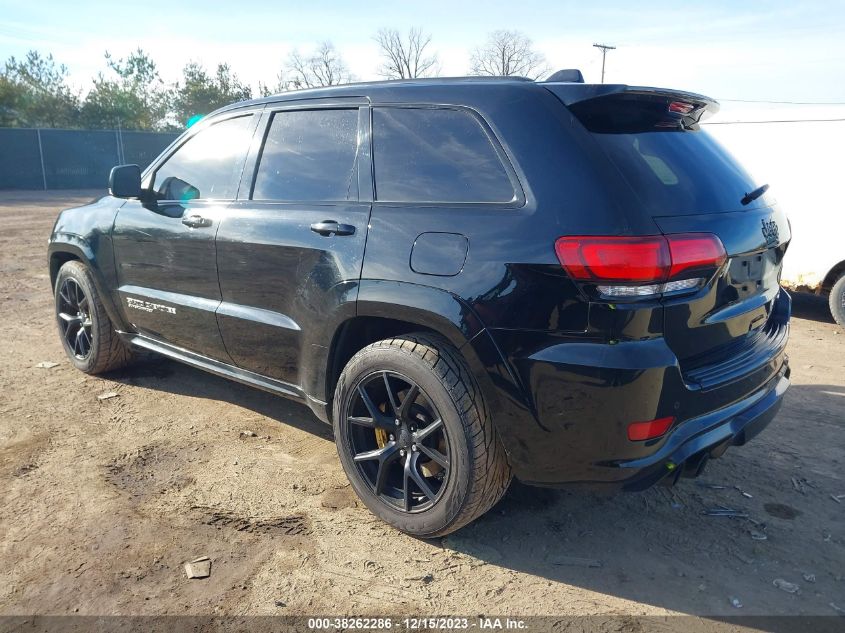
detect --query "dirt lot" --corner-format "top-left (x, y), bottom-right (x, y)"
top-left (1, 191), bottom-right (843, 620)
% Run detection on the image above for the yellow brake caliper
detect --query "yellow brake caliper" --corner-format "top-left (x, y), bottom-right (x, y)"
top-left (375, 427), bottom-right (388, 448)
top-left (375, 402), bottom-right (389, 448)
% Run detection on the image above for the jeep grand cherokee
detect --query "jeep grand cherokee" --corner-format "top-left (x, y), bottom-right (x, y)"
top-left (48, 75), bottom-right (791, 536)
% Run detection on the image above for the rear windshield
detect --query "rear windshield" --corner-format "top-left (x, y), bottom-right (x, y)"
top-left (569, 97), bottom-right (765, 216)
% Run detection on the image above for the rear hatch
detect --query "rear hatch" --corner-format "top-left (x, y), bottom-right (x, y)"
top-left (546, 84), bottom-right (791, 385)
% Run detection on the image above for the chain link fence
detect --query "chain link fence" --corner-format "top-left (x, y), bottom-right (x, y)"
top-left (0, 127), bottom-right (180, 190)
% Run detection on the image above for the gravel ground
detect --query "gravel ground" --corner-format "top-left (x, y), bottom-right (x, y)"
top-left (1, 191), bottom-right (843, 620)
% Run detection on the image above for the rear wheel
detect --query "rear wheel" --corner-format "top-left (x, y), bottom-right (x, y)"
top-left (54, 260), bottom-right (134, 374)
top-left (830, 273), bottom-right (845, 327)
top-left (332, 333), bottom-right (511, 537)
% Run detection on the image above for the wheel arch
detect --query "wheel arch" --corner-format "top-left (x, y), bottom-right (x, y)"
top-left (820, 258), bottom-right (845, 295)
top-left (321, 280), bottom-right (505, 425)
top-left (48, 239), bottom-right (129, 331)
top-left (49, 250), bottom-right (80, 289)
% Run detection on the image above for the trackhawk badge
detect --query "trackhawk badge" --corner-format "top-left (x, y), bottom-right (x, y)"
top-left (761, 218), bottom-right (779, 246)
top-left (126, 297), bottom-right (176, 315)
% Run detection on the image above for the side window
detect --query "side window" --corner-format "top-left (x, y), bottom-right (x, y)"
top-left (373, 107), bottom-right (515, 203)
top-left (252, 109), bottom-right (359, 201)
top-left (152, 115), bottom-right (253, 202)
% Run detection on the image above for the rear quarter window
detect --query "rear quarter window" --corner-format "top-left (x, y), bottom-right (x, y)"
top-left (373, 107), bottom-right (515, 204)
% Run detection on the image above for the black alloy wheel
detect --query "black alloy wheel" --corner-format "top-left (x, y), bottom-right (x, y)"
top-left (57, 277), bottom-right (93, 360)
top-left (345, 370), bottom-right (450, 513)
top-left (53, 260), bottom-right (134, 374)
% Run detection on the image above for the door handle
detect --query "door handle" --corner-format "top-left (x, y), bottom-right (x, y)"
top-left (182, 214), bottom-right (212, 228)
top-left (310, 220), bottom-right (356, 236)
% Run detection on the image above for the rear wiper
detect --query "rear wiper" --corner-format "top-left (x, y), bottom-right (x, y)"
top-left (741, 183), bottom-right (769, 205)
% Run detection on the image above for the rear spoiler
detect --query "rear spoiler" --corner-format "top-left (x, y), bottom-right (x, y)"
top-left (541, 83), bottom-right (718, 111)
top-left (542, 83), bottom-right (720, 131)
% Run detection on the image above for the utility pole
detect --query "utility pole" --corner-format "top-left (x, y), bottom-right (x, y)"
top-left (593, 43), bottom-right (616, 83)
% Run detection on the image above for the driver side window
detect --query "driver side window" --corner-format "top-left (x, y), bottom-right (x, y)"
top-left (152, 114), bottom-right (254, 202)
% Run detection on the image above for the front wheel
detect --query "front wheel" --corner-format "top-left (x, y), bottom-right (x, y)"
top-left (332, 333), bottom-right (511, 537)
top-left (830, 273), bottom-right (845, 327)
top-left (54, 260), bottom-right (134, 374)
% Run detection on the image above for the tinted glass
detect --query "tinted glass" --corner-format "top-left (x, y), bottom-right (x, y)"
top-left (252, 109), bottom-right (359, 201)
top-left (373, 107), bottom-right (514, 203)
top-left (589, 130), bottom-right (762, 216)
top-left (567, 97), bottom-right (762, 216)
top-left (153, 115), bottom-right (253, 201)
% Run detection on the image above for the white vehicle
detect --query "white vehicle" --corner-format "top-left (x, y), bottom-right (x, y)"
top-left (705, 104), bottom-right (845, 325)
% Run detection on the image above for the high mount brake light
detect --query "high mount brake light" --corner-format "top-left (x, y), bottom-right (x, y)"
top-left (668, 101), bottom-right (695, 114)
top-left (554, 234), bottom-right (726, 298)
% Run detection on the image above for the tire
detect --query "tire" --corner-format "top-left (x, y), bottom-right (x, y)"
top-left (830, 273), bottom-right (845, 327)
top-left (332, 332), bottom-right (512, 537)
top-left (54, 260), bottom-right (134, 374)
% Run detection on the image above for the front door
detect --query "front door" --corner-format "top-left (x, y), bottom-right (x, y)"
top-left (215, 103), bottom-right (371, 391)
top-left (112, 112), bottom-right (258, 361)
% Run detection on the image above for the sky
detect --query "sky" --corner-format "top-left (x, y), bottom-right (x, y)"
top-left (2, 0), bottom-right (843, 279)
top-left (2, 0), bottom-right (845, 108)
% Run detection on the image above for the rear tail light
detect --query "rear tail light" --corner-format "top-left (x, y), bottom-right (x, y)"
top-left (554, 233), bottom-right (726, 298)
top-left (666, 234), bottom-right (727, 278)
top-left (627, 416), bottom-right (675, 441)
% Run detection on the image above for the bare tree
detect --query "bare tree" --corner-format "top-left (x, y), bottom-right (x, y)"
top-left (374, 27), bottom-right (439, 79)
top-left (285, 41), bottom-right (354, 89)
top-left (258, 71), bottom-right (287, 96)
top-left (470, 30), bottom-right (548, 80)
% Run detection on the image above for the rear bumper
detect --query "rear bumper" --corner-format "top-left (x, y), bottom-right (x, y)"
top-left (599, 365), bottom-right (789, 490)
top-left (483, 291), bottom-right (791, 488)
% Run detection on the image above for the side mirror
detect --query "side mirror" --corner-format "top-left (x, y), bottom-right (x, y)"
top-left (109, 164), bottom-right (142, 198)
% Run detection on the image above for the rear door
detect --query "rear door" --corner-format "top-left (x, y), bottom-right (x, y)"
top-left (112, 112), bottom-right (258, 360)
top-left (215, 100), bottom-right (371, 389)
top-left (562, 90), bottom-right (790, 374)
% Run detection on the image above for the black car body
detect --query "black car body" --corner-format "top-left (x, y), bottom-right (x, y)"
top-left (49, 76), bottom-right (791, 534)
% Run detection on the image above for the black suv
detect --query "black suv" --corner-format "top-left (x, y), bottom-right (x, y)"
top-left (49, 76), bottom-right (791, 536)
